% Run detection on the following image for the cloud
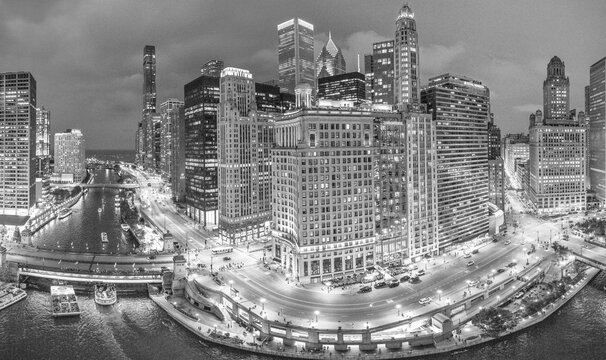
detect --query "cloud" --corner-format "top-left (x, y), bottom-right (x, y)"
top-left (419, 42), bottom-right (466, 76)
top-left (513, 104), bottom-right (542, 113)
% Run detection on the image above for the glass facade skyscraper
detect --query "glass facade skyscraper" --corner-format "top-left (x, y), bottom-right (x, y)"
top-left (53, 129), bottom-right (86, 183)
top-left (277, 18), bottom-right (315, 94)
top-left (315, 32), bottom-right (346, 79)
top-left (317, 72), bottom-right (366, 103)
top-left (371, 40), bottom-right (394, 105)
top-left (588, 57), bottom-right (606, 203)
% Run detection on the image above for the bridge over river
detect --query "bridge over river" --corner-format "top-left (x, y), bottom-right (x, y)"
top-left (51, 182), bottom-right (140, 189)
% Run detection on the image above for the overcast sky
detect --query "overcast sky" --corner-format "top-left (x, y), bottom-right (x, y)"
top-left (1, 0), bottom-right (604, 150)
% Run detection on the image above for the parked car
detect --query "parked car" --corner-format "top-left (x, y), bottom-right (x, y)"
top-left (515, 291), bottom-right (524, 299)
top-left (223, 256), bottom-right (231, 261)
top-left (507, 262), bottom-right (517, 267)
top-left (387, 279), bottom-right (400, 288)
top-left (505, 240), bottom-right (511, 245)
top-left (418, 297), bottom-right (432, 305)
top-left (409, 276), bottom-right (420, 284)
top-left (463, 253), bottom-right (472, 258)
top-left (471, 249), bottom-right (479, 254)
top-left (416, 269), bottom-right (426, 276)
top-left (467, 261), bottom-right (475, 267)
top-left (409, 264), bottom-right (419, 270)
top-left (374, 280), bottom-right (387, 289)
top-left (400, 274), bottom-right (411, 282)
top-left (469, 280), bottom-right (479, 287)
top-left (358, 285), bottom-right (372, 293)
top-left (497, 268), bottom-right (506, 273)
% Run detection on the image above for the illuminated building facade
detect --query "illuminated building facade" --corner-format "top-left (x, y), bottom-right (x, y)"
top-left (315, 32), bottom-right (346, 79)
top-left (364, 54), bottom-right (374, 102)
top-left (317, 72), bottom-right (366, 103)
top-left (394, 3), bottom-right (420, 109)
top-left (159, 99), bottom-right (184, 179)
top-left (503, 134), bottom-right (529, 177)
top-left (170, 102), bottom-right (186, 202)
top-left (54, 129), bottom-right (86, 184)
top-left (588, 57), bottom-right (606, 203)
top-left (421, 74), bottom-right (490, 250)
top-left (138, 45), bottom-right (157, 167)
top-left (272, 108), bottom-right (376, 283)
top-left (487, 114), bottom-right (505, 210)
top-left (35, 106), bottom-right (51, 176)
top-left (255, 83), bottom-right (296, 114)
top-left (371, 40), bottom-right (394, 105)
top-left (0, 72), bottom-right (37, 218)
top-left (277, 18), bottom-right (315, 94)
top-left (184, 74), bottom-right (220, 226)
top-left (543, 56), bottom-right (570, 121)
top-left (200, 60), bottom-right (224, 77)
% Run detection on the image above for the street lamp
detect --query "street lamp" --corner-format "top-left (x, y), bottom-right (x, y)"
top-left (437, 290), bottom-right (442, 301)
top-left (314, 310), bottom-right (319, 323)
top-left (396, 304), bottom-right (401, 316)
top-left (229, 280), bottom-right (234, 290)
top-left (260, 298), bottom-right (266, 312)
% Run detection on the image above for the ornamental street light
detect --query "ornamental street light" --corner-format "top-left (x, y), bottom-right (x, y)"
top-left (396, 304), bottom-right (401, 316)
top-left (314, 310), bottom-right (320, 323)
top-left (437, 290), bottom-right (442, 301)
top-left (260, 298), bottom-right (266, 311)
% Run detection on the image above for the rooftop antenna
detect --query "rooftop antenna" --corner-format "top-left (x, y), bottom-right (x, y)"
top-left (357, 54), bottom-right (360, 73)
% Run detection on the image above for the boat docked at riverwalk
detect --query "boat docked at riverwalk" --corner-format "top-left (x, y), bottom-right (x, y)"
top-left (50, 285), bottom-right (81, 317)
top-left (101, 232), bottom-right (109, 243)
top-left (0, 282), bottom-right (27, 311)
top-left (94, 284), bottom-right (117, 306)
top-left (57, 208), bottom-right (73, 219)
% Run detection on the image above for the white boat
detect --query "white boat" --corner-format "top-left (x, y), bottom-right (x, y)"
top-left (0, 283), bottom-right (27, 311)
top-left (115, 195), bottom-right (121, 207)
top-left (50, 285), bottom-right (81, 317)
top-left (101, 232), bottom-right (109, 243)
top-left (120, 223), bottom-right (130, 232)
top-left (57, 208), bottom-right (72, 219)
top-left (98, 207), bottom-right (102, 213)
top-left (94, 284), bottom-right (117, 306)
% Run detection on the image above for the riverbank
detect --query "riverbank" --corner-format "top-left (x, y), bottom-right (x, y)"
top-left (150, 267), bottom-right (600, 359)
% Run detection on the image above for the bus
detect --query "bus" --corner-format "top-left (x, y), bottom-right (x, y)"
top-left (211, 246), bottom-right (234, 255)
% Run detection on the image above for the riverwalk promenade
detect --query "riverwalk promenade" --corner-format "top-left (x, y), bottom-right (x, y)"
top-left (150, 264), bottom-right (599, 359)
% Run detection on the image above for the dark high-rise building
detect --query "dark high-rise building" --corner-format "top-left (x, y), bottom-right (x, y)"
top-left (487, 114), bottom-right (504, 211)
top-left (585, 85), bottom-right (591, 115)
top-left (315, 32), bottom-right (346, 79)
top-left (421, 74), bottom-right (490, 250)
top-left (201, 60), bottom-right (224, 77)
top-left (143, 45), bottom-right (157, 115)
top-left (317, 72), bottom-right (366, 103)
top-left (277, 18), bottom-right (315, 94)
top-left (0, 72), bottom-right (37, 220)
top-left (588, 57), bottom-right (606, 203)
top-left (364, 54), bottom-right (374, 102)
top-left (255, 83), bottom-right (295, 113)
top-left (35, 107), bottom-right (51, 177)
top-left (543, 56), bottom-right (570, 122)
top-left (371, 40), bottom-right (394, 105)
top-left (394, 3), bottom-right (420, 109)
top-left (170, 103), bottom-right (186, 203)
top-left (488, 113), bottom-right (501, 160)
top-left (184, 74), bottom-right (220, 226)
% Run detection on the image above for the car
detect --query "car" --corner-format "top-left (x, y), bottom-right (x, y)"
top-left (497, 268), bottom-right (506, 273)
top-left (416, 269), bottom-right (426, 276)
top-left (213, 277), bottom-right (224, 286)
top-left (409, 264), bottom-right (419, 270)
top-left (147, 255), bottom-right (156, 260)
top-left (409, 276), bottom-right (420, 284)
top-left (387, 279), bottom-right (400, 288)
top-left (223, 256), bottom-right (231, 261)
top-left (374, 280), bottom-right (387, 289)
top-left (471, 249), bottom-right (479, 254)
top-left (400, 274), bottom-right (411, 282)
top-left (504, 240), bottom-right (511, 245)
top-left (469, 280), bottom-right (479, 287)
top-left (467, 261), bottom-right (475, 267)
top-left (358, 285), bottom-right (372, 293)
top-left (507, 262), bottom-right (517, 268)
top-left (463, 253), bottom-right (472, 258)
top-left (515, 291), bottom-right (524, 299)
top-left (418, 297), bottom-right (432, 305)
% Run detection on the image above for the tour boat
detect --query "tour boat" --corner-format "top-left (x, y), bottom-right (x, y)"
top-left (120, 223), bottom-right (130, 232)
top-left (93, 284), bottom-right (117, 306)
top-left (101, 232), bottom-right (109, 243)
top-left (0, 283), bottom-right (27, 311)
top-left (57, 208), bottom-right (73, 219)
top-left (50, 285), bottom-right (81, 317)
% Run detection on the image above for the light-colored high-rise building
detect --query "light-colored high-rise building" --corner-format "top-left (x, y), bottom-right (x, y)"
top-left (35, 107), bottom-right (51, 176)
top-left (277, 18), bottom-right (315, 94)
top-left (138, 45), bottom-right (157, 167)
top-left (394, 3), bottom-right (420, 109)
top-left (272, 108), bottom-right (376, 283)
top-left (143, 45), bottom-right (157, 115)
top-left (0, 72), bottom-right (37, 219)
top-left (54, 129), bottom-right (86, 184)
top-left (421, 74), bottom-right (490, 250)
top-left (218, 68), bottom-right (273, 245)
top-left (588, 57), bottom-right (606, 203)
top-left (315, 32), bottom-right (346, 79)
top-left (159, 99), bottom-right (184, 178)
top-left (543, 56), bottom-right (570, 121)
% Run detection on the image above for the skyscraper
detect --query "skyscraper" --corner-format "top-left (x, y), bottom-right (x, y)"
top-left (371, 40), bottom-right (394, 105)
top-left (35, 107), bottom-right (51, 177)
top-left (159, 99), bottom-right (184, 179)
top-left (184, 74), bottom-right (220, 226)
top-left (277, 18), bottom-right (315, 94)
top-left (0, 72), bottom-right (37, 219)
top-left (588, 57), bottom-right (606, 202)
top-left (138, 45), bottom-right (157, 168)
top-left (543, 56), bottom-right (570, 121)
top-left (201, 60), bottom-right (224, 77)
top-left (143, 45), bottom-right (157, 115)
top-left (421, 74), bottom-right (490, 250)
top-left (53, 129), bottom-right (86, 184)
top-left (488, 114), bottom-right (505, 211)
top-left (170, 102), bottom-right (186, 203)
top-left (317, 72), bottom-right (366, 103)
top-left (255, 83), bottom-right (295, 114)
top-left (218, 68), bottom-right (273, 244)
top-left (394, 3), bottom-right (420, 109)
top-left (364, 54), bottom-right (374, 102)
top-left (315, 32), bottom-right (346, 79)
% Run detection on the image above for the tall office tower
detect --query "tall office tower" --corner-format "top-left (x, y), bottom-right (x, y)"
top-left (588, 57), bottom-right (606, 202)
top-left (255, 83), bottom-right (296, 113)
top-left (144, 113), bottom-right (162, 170)
top-left (53, 129), bottom-right (86, 183)
top-left (421, 74), bottom-right (490, 250)
top-left (201, 60), bottom-right (224, 77)
top-left (503, 134), bottom-right (530, 176)
top-left (0, 72), bottom-right (37, 219)
top-left (529, 108), bottom-right (586, 214)
top-left (184, 73), bottom-right (220, 226)
top-left (136, 122), bottom-right (144, 166)
top-left (272, 108), bottom-right (376, 283)
top-left (159, 99), bottom-right (184, 178)
top-left (35, 107), bottom-right (51, 176)
top-left (315, 32), bottom-right (346, 79)
top-left (218, 68), bottom-right (273, 244)
top-left (143, 45), bottom-right (157, 115)
top-left (277, 18), bottom-right (315, 94)
top-left (543, 56), bottom-right (570, 121)
top-left (394, 3), bottom-right (420, 109)
top-left (317, 72), bottom-right (366, 103)
top-left (170, 104), bottom-right (186, 202)
top-left (487, 114), bottom-right (505, 210)
top-left (374, 111), bottom-right (439, 264)
top-left (364, 54), bottom-right (374, 102)
top-left (371, 40), bottom-right (394, 105)
top-left (585, 85), bottom-right (591, 115)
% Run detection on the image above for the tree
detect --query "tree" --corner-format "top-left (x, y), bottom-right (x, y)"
top-left (472, 307), bottom-right (518, 338)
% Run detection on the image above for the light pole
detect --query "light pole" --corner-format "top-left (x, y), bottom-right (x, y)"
top-left (396, 304), bottom-right (401, 316)
top-left (314, 310), bottom-right (319, 323)
top-left (437, 290), bottom-right (442, 301)
top-left (229, 280), bottom-right (234, 290)
top-left (260, 298), bottom-right (266, 312)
